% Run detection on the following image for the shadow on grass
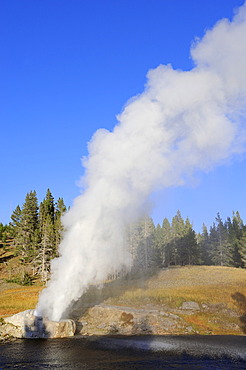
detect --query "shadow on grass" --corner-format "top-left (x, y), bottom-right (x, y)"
top-left (231, 292), bottom-right (246, 334)
top-left (68, 268), bottom-right (159, 324)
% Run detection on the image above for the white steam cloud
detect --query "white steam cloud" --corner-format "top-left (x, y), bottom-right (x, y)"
top-left (36, 3), bottom-right (246, 321)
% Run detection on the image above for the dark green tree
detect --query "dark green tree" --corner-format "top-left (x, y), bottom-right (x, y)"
top-left (179, 218), bottom-right (199, 265)
top-left (198, 224), bottom-right (211, 265)
top-left (208, 213), bottom-right (233, 266)
top-left (0, 223), bottom-right (12, 249)
top-left (14, 191), bottom-right (39, 263)
top-left (238, 227), bottom-right (246, 267)
top-left (10, 205), bottom-right (22, 238)
top-left (36, 189), bottom-right (56, 281)
top-left (161, 217), bottom-right (173, 266)
top-left (231, 212), bottom-right (245, 267)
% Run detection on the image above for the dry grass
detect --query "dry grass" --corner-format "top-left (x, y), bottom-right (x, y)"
top-left (0, 285), bottom-right (43, 317)
top-left (104, 266), bottom-right (246, 334)
top-left (0, 245), bottom-right (44, 317)
top-left (106, 266), bottom-right (246, 310)
top-left (179, 311), bottom-right (241, 335)
top-left (117, 284), bottom-right (246, 309)
top-left (1, 265), bottom-right (246, 335)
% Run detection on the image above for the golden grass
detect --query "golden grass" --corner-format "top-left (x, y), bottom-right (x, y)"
top-left (0, 285), bottom-right (43, 317)
top-left (119, 284), bottom-right (246, 308)
top-left (104, 266), bottom-right (246, 334)
top-left (1, 265), bottom-right (246, 335)
top-left (107, 266), bottom-right (246, 310)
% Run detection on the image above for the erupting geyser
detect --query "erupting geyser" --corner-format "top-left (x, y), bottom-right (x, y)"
top-left (35, 3), bottom-right (246, 322)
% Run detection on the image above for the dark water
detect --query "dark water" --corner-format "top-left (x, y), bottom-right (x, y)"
top-left (0, 335), bottom-right (246, 369)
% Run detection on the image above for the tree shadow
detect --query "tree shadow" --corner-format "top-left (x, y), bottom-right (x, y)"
top-left (231, 292), bottom-right (246, 334)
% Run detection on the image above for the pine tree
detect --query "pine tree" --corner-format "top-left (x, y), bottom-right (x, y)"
top-left (209, 213), bottom-right (233, 266)
top-left (198, 224), bottom-right (211, 265)
top-left (229, 211), bottom-right (245, 267)
top-left (141, 216), bottom-right (156, 268)
top-left (128, 216), bottom-right (156, 271)
top-left (154, 223), bottom-right (163, 266)
top-left (36, 189), bottom-right (56, 282)
top-left (161, 217), bottom-right (172, 266)
top-left (180, 218), bottom-right (199, 265)
top-left (10, 205), bottom-right (22, 236)
top-left (0, 223), bottom-right (12, 249)
top-left (14, 191), bottom-right (39, 263)
top-left (238, 227), bottom-right (246, 267)
top-left (171, 210), bottom-right (186, 265)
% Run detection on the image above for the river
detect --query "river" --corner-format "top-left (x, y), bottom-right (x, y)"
top-left (0, 335), bottom-right (245, 369)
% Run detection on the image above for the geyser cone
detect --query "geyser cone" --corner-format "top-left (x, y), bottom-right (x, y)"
top-left (4, 310), bottom-right (76, 339)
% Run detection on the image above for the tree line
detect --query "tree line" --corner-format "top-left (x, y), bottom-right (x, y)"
top-left (128, 211), bottom-right (246, 271)
top-left (1, 190), bottom-right (246, 284)
top-left (0, 189), bottom-right (67, 283)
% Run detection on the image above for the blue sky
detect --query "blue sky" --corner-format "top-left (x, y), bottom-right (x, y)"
top-left (1, 0), bottom-right (245, 231)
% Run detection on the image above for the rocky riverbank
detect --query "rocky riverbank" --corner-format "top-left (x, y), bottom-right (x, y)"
top-left (0, 310), bottom-right (76, 340)
top-left (74, 300), bottom-right (242, 336)
top-left (1, 266), bottom-right (246, 340)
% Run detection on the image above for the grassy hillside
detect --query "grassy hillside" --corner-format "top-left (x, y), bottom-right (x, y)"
top-left (102, 266), bottom-right (246, 335)
top-left (0, 263), bottom-right (246, 335)
top-left (106, 266), bottom-right (246, 309)
top-left (0, 245), bottom-right (43, 317)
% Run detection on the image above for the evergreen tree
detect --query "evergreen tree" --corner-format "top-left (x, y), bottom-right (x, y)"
top-left (14, 191), bottom-right (39, 263)
top-left (10, 205), bottom-right (22, 237)
top-left (161, 217), bottom-right (173, 266)
top-left (238, 227), bottom-right (246, 267)
top-left (171, 210), bottom-right (186, 265)
top-left (36, 189), bottom-right (56, 281)
top-left (209, 213), bottom-right (233, 266)
top-left (229, 212), bottom-right (245, 267)
top-left (0, 223), bottom-right (12, 249)
top-left (198, 224), bottom-right (211, 265)
top-left (39, 189), bottom-right (55, 226)
top-left (128, 216), bottom-right (156, 271)
top-left (135, 216), bottom-right (156, 269)
top-left (180, 218), bottom-right (199, 265)
top-left (154, 223), bottom-right (163, 266)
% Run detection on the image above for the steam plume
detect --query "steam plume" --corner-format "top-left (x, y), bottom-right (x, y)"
top-left (36, 3), bottom-right (246, 321)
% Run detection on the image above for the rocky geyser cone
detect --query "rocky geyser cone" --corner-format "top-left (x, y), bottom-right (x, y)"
top-left (4, 310), bottom-right (76, 338)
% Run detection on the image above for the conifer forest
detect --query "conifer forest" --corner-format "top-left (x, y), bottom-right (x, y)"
top-left (1, 189), bottom-right (246, 285)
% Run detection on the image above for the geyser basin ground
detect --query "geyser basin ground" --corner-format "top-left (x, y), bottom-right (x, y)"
top-left (3, 310), bottom-right (76, 338)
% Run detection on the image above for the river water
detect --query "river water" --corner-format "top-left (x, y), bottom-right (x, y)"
top-left (0, 335), bottom-right (246, 369)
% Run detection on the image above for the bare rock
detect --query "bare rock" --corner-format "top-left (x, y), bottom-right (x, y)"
top-left (4, 310), bottom-right (76, 338)
top-left (180, 301), bottom-right (200, 311)
top-left (77, 304), bottom-right (189, 335)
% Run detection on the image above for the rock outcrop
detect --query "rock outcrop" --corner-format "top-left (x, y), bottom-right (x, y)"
top-left (75, 304), bottom-right (196, 336)
top-left (3, 310), bottom-right (76, 338)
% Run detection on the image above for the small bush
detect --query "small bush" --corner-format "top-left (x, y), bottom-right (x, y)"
top-left (5, 273), bottom-right (33, 286)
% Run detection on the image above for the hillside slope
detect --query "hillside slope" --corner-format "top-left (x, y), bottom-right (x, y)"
top-left (0, 265), bottom-right (246, 336)
top-left (71, 266), bottom-right (246, 336)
